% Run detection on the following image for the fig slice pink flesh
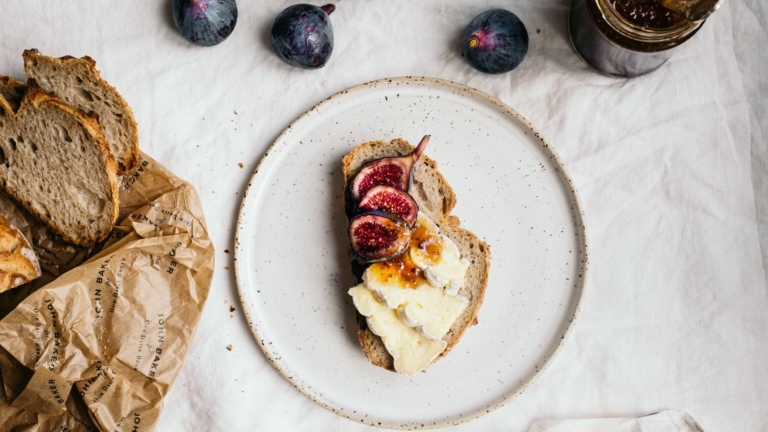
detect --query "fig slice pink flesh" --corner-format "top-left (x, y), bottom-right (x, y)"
top-left (357, 185), bottom-right (419, 228)
top-left (349, 211), bottom-right (411, 262)
top-left (349, 135), bottom-right (430, 201)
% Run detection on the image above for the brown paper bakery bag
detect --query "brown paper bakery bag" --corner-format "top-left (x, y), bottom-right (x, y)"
top-left (0, 152), bottom-right (215, 431)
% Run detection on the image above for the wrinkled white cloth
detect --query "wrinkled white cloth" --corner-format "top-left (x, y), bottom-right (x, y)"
top-left (1, 1), bottom-right (767, 431)
top-left (528, 410), bottom-right (705, 432)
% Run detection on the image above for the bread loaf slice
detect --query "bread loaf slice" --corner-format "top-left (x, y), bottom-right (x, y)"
top-left (0, 80), bottom-right (119, 247)
top-left (0, 213), bottom-right (41, 293)
top-left (343, 138), bottom-right (491, 372)
top-left (23, 49), bottom-right (139, 174)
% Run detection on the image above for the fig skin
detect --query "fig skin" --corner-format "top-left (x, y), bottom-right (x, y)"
top-left (357, 185), bottom-right (419, 228)
top-left (462, 9), bottom-right (529, 74)
top-left (349, 135), bottom-right (430, 202)
top-left (349, 211), bottom-right (411, 263)
top-left (271, 4), bottom-right (335, 69)
top-left (172, 0), bottom-right (238, 47)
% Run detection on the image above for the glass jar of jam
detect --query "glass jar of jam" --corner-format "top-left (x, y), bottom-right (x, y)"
top-left (569, 0), bottom-right (715, 77)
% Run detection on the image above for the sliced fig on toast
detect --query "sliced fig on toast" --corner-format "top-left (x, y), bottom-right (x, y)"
top-left (357, 185), bottom-right (419, 228)
top-left (349, 135), bottom-right (430, 201)
top-left (349, 211), bottom-right (411, 262)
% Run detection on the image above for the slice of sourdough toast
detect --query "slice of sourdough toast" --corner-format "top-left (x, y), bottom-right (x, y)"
top-left (23, 49), bottom-right (139, 174)
top-left (0, 80), bottom-right (119, 247)
top-left (343, 138), bottom-right (491, 372)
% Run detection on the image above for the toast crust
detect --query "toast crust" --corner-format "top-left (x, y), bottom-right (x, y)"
top-left (343, 138), bottom-right (491, 372)
top-left (0, 214), bottom-right (41, 293)
top-left (0, 76), bottom-right (26, 113)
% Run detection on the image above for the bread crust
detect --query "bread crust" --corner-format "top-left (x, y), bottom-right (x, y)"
top-left (0, 214), bottom-right (41, 293)
top-left (0, 81), bottom-right (119, 247)
top-left (0, 76), bottom-right (26, 113)
top-left (22, 49), bottom-right (139, 174)
top-left (343, 138), bottom-right (491, 373)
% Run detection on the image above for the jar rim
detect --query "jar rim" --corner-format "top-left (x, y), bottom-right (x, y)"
top-left (595, 0), bottom-right (702, 44)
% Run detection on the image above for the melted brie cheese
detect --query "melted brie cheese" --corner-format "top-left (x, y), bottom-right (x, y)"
top-left (349, 284), bottom-right (446, 376)
top-left (363, 267), bottom-right (468, 340)
top-left (409, 213), bottom-right (470, 292)
top-left (420, 235), bottom-right (470, 293)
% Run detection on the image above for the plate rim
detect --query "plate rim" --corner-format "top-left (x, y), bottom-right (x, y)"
top-left (234, 76), bottom-right (589, 429)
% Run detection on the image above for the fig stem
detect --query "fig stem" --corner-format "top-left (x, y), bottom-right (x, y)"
top-left (413, 135), bottom-right (430, 161)
top-left (321, 4), bottom-right (336, 15)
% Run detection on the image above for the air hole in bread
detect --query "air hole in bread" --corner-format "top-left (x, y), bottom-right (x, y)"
top-left (17, 136), bottom-right (24, 144)
top-left (70, 184), bottom-right (107, 215)
top-left (76, 77), bottom-right (83, 84)
top-left (8, 138), bottom-right (17, 151)
top-left (442, 197), bottom-right (451, 214)
top-left (56, 125), bottom-right (72, 143)
top-left (30, 142), bottom-right (38, 153)
top-left (0, 147), bottom-right (6, 166)
top-left (80, 145), bottom-right (86, 152)
top-left (413, 181), bottom-right (435, 212)
top-left (0, 106), bottom-right (5, 117)
top-left (114, 112), bottom-right (123, 118)
top-left (76, 88), bottom-right (94, 103)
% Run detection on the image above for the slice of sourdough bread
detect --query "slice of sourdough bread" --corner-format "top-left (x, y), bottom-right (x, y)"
top-left (23, 49), bottom-right (139, 174)
top-left (342, 138), bottom-right (491, 372)
top-left (0, 80), bottom-right (119, 247)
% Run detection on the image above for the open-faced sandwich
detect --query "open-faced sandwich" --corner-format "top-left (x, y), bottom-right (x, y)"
top-left (344, 136), bottom-right (490, 376)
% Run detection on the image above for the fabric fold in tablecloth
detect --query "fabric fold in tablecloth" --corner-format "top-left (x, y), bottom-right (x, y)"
top-left (528, 410), bottom-right (705, 432)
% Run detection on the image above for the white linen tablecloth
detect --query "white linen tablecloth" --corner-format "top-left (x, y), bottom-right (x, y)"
top-left (2, 1), bottom-right (766, 430)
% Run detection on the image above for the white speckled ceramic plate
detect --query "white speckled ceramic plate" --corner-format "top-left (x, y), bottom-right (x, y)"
top-left (235, 77), bottom-right (587, 429)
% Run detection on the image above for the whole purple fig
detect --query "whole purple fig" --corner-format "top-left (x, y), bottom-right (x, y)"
top-left (271, 4), bottom-right (335, 69)
top-left (462, 9), bottom-right (528, 74)
top-left (172, 0), bottom-right (238, 47)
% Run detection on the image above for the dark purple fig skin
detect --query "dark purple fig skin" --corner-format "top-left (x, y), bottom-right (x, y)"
top-left (349, 211), bottom-right (411, 263)
top-left (349, 135), bottom-right (430, 202)
top-left (462, 9), bottom-right (528, 74)
top-left (357, 185), bottom-right (419, 228)
top-left (271, 4), bottom-right (335, 70)
top-left (172, 0), bottom-right (238, 47)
